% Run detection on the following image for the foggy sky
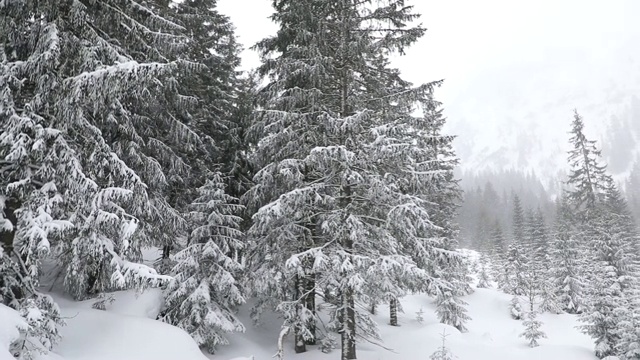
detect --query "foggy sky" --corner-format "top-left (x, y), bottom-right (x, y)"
top-left (218, 0), bottom-right (640, 180)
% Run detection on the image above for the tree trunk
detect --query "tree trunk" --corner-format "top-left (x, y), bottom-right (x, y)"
top-left (342, 287), bottom-right (357, 360)
top-left (305, 273), bottom-right (316, 345)
top-left (294, 275), bottom-right (307, 353)
top-left (389, 298), bottom-right (398, 326)
top-left (369, 301), bottom-right (376, 315)
top-left (0, 197), bottom-right (19, 254)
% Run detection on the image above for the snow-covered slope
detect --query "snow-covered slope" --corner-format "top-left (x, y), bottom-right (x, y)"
top-left (2, 250), bottom-right (597, 360)
top-left (0, 304), bottom-right (26, 360)
top-left (215, 287), bottom-right (596, 360)
top-left (28, 290), bottom-right (208, 360)
top-left (0, 288), bottom-right (247, 360)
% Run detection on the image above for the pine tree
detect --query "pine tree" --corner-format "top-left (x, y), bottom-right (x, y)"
top-left (1, 0), bottom-right (225, 355)
top-left (430, 330), bottom-right (455, 360)
top-left (489, 219), bottom-right (506, 254)
top-left (566, 110), bottom-right (611, 216)
top-left (476, 253), bottom-right (492, 288)
top-left (504, 243), bottom-right (528, 296)
top-left (247, 0), bottom-right (462, 357)
top-left (565, 112), bottom-right (639, 359)
top-left (435, 286), bottom-right (471, 332)
top-left (512, 194), bottom-right (526, 244)
top-left (510, 295), bottom-right (523, 320)
top-left (520, 264), bottom-right (546, 347)
top-left (550, 193), bottom-right (584, 314)
top-left (160, 173), bottom-right (245, 353)
top-left (520, 310), bottom-right (546, 348)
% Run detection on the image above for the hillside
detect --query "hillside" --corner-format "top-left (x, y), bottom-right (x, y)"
top-left (1, 251), bottom-right (597, 360)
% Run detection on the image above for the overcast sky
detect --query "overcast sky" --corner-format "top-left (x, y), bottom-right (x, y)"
top-left (218, 0), bottom-right (640, 179)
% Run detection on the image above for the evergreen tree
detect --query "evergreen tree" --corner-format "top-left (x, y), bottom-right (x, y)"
top-left (550, 193), bottom-right (584, 314)
top-left (520, 310), bottom-right (546, 348)
top-left (510, 295), bottom-right (523, 320)
top-left (512, 193), bottom-right (526, 244)
top-left (565, 112), bottom-right (639, 359)
top-left (476, 253), bottom-right (492, 288)
top-left (504, 243), bottom-right (528, 295)
top-left (566, 110), bottom-right (611, 216)
top-left (489, 219), bottom-right (506, 254)
top-left (520, 263), bottom-right (548, 347)
top-left (160, 173), bottom-right (245, 353)
top-left (430, 330), bottom-right (455, 360)
top-left (247, 0), bottom-right (463, 357)
top-left (580, 188), bottom-right (639, 359)
top-left (0, 0), bottom-right (236, 354)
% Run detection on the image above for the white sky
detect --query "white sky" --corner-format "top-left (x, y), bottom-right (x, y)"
top-left (218, 0), bottom-right (640, 177)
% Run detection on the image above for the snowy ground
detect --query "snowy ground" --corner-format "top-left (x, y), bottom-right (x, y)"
top-left (1, 250), bottom-right (597, 360)
top-left (215, 289), bottom-right (596, 360)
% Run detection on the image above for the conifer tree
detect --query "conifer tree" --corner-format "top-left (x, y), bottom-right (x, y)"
top-left (520, 311), bottom-right (546, 348)
top-left (247, 0), bottom-right (463, 357)
top-left (160, 173), bottom-right (245, 353)
top-left (510, 295), bottom-right (523, 320)
top-left (520, 264), bottom-right (546, 347)
top-left (430, 330), bottom-right (455, 360)
top-left (550, 194), bottom-right (584, 314)
top-left (1, 0), bottom-right (220, 354)
top-left (566, 110), bottom-right (611, 216)
top-left (564, 112), bottom-right (638, 359)
top-left (512, 194), bottom-right (526, 244)
top-left (489, 219), bottom-right (506, 254)
top-left (476, 253), bottom-right (492, 288)
top-left (504, 243), bottom-right (528, 295)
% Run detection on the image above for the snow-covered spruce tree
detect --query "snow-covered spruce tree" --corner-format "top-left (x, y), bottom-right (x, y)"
top-left (550, 193), bottom-right (584, 314)
top-left (170, 0), bottom-right (246, 192)
top-left (1, 38), bottom-right (93, 357)
top-left (1, 0), bottom-right (210, 302)
top-left (396, 106), bottom-right (470, 330)
top-left (565, 112), bottom-right (638, 359)
top-left (476, 253), bottom-right (492, 288)
top-left (489, 219), bottom-right (507, 254)
top-left (430, 330), bottom-right (455, 360)
top-left (519, 266), bottom-right (546, 347)
top-left (160, 173), bottom-right (245, 353)
top-left (504, 243), bottom-right (528, 296)
top-left (512, 193), bottom-right (526, 244)
top-left (247, 0), bottom-right (463, 357)
top-left (566, 110), bottom-right (611, 217)
top-left (520, 310), bottom-right (546, 348)
top-left (527, 208), bottom-right (561, 314)
top-left (243, 0), bottom-right (334, 351)
top-left (510, 295), bottom-right (524, 320)
top-left (580, 184), bottom-right (639, 359)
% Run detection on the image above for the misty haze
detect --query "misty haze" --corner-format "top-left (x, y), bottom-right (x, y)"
top-left (1, 1), bottom-right (638, 360)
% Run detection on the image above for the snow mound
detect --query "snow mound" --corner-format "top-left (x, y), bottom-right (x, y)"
top-left (0, 304), bottom-right (26, 360)
top-left (50, 289), bottom-right (207, 360)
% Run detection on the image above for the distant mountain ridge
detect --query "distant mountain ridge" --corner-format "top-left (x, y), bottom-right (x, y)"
top-left (444, 63), bottom-right (640, 190)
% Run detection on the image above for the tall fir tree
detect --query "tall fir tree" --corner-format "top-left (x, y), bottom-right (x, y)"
top-left (566, 110), bottom-right (611, 216)
top-left (0, 0), bottom-right (240, 355)
top-left (550, 194), bottom-right (584, 314)
top-left (246, 0), bottom-right (464, 357)
top-left (160, 173), bottom-right (245, 353)
top-left (564, 111), bottom-right (639, 359)
top-left (512, 193), bottom-right (526, 244)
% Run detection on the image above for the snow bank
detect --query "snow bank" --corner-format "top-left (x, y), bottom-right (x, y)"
top-left (50, 289), bottom-right (207, 360)
top-left (12, 249), bottom-right (596, 360)
top-left (0, 304), bottom-right (25, 360)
